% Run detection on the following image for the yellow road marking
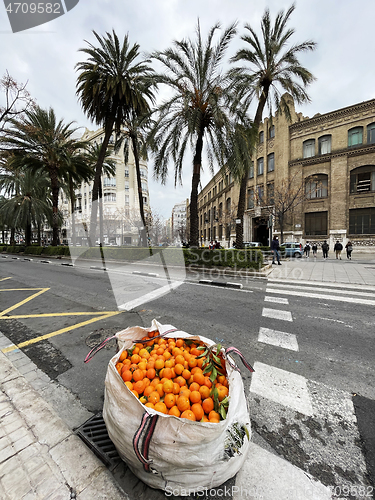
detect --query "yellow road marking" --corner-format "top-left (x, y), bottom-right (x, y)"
top-left (0, 288), bottom-right (44, 291)
top-left (1, 311), bottom-right (122, 353)
top-left (1, 311), bottom-right (120, 319)
top-left (0, 288), bottom-right (49, 317)
top-left (0, 277), bottom-right (12, 282)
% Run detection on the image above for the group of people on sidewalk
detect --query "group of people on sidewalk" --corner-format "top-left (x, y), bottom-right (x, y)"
top-left (271, 236), bottom-right (354, 264)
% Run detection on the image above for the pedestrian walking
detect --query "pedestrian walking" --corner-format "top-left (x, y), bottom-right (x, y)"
top-left (271, 235), bottom-right (282, 265)
top-left (312, 243), bottom-right (318, 258)
top-left (304, 242), bottom-right (311, 258)
top-left (322, 240), bottom-right (329, 259)
top-left (345, 241), bottom-right (353, 260)
top-left (334, 240), bottom-right (343, 259)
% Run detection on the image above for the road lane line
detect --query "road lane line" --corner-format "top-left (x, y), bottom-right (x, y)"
top-left (258, 326), bottom-right (299, 351)
top-left (264, 296), bottom-right (289, 304)
top-left (1, 311), bottom-right (122, 353)
top-left (250, 361), bottom-right (313, 416)
top-left (262, 308), bottom-right (293, 322)
top-left (0, 288), bottom-right (50, 317)
top-left (266, 288), bottom-right (375, 306)
top-left (0, 311), bottom-right (119, 319)
top-left (0, 277), bottom-right (11, 282)
top-left (118, 281), bottom-right (183, 311)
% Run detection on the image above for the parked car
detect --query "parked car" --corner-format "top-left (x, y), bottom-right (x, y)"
top-left (279, 242), bottom-right (303, 258)
top-left (243, 241), bottom-right (263, 247)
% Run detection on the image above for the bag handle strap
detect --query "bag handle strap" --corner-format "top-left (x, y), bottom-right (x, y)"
top-left (224, 346), bottom-right (255, 373)
top-left (133, 411), bottom-right (159, 473)
top-left (133, 327), bottom-right (180, 344)
top-left (84, 335), bottom-right (117, 363)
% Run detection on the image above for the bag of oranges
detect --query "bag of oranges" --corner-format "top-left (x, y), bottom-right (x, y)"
top-left (101, 319), bottom-right (253, 495)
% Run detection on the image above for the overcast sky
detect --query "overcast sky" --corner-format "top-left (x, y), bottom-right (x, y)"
top-left (1, 0), bottom-right (374, 219)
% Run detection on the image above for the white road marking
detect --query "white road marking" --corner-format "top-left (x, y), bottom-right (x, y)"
top-left (266, 287), bottom-right (375, 306)
top-left (267, 282), bottom-right (375, 298)
top-left (250, 362), bottom-right (314, 416)
top-left (264, 295), bottom-right (289, 304)
top-left (258, 327), bottom-right (299, 351)
top-left (268, 277), bottom-right (375, 292)
top-left (262, 308), bottom-right (293, 322)
top-left (118, 281), bottom-right (183, 311)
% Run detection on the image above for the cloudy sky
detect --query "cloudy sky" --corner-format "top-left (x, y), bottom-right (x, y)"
top-left (1, 0), bottom-right (374, 219)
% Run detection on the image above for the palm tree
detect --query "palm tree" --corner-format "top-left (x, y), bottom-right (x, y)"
top-left (0, 167), bottom-right (53, 246)
top-left (229, 4), bottom-right (317, 246)
top-left (148, 21), bottom-right (237, 247)
top-left (0, 106), bottom-right (88, 245)
top-left (75, 30), bottom-right (155, 246)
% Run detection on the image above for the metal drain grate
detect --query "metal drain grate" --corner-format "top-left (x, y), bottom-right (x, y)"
top-left (76, 412), bottom-right (122, 470)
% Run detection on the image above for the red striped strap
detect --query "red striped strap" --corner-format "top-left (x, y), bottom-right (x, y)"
top-left (224, 346), bottom-right (255, 373)
top-left (84, 335), bottom-right (117, 363)
top-left (134, 328), bottom-right (180, 344)
top-left (133, 411), bottom-right (159, 473)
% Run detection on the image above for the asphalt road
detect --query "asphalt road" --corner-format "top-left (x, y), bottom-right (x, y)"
top-left (0, 255), bottom-right (374, 496)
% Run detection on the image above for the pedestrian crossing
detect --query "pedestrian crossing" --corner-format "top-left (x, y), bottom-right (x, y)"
top-left (247, 277), bottom-right (371, 495)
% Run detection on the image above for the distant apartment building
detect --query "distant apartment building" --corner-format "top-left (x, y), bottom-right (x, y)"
top-left (196, 95), bottom-right (375, 249)
top-left (171, 201), bottom-right (188, 244)
top-left (60, 128), bottom-right (150, 246)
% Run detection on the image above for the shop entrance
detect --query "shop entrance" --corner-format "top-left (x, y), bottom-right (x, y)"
top-left (253, 217), bottom-right (269, 246)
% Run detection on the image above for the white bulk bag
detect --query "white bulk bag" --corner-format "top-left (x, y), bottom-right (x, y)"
top-left (103, 319), bottom-right (251, 495)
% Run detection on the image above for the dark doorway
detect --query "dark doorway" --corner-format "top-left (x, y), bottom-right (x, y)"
top-left (253, 217), bottom-right (268, 245)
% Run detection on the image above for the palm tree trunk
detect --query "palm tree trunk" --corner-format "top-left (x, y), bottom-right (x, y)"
top-left (190, 133), bottom-right (204, 247)
top-left (69, 177), bottom-right (76, 246)
top-left (235, 172), bottom-right (248, 248)
top-left (49, 169), bottom-right (60, 246)
top-left (89, 118), bottom-right (115, 245)
top-left (25, 223), bottom-right (32, 246)
top-left (130, 133), bottom-right (147, 247)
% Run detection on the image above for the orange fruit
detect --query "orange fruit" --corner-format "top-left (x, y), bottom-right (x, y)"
top-left (155, 383), bottom-right (164, 398)
top-left (175, 354), bottom-right (185, 365)
top-left (119, 351), bottom-right (128, 362)
top-left (217, 386), bottom-right (229, 401)
top-left (199, 385), bottom-right (210, 400)
top-left (193, 372), bottom-right (205, 386)
top-left (190, 390), bottom-right (201, 404)
top-left (188, 357), bottom-right (198, 368)
top-left (202, 398), bottom-right (214, 414)
top-left (138, 361), bottom-right (147, 371)
top-left (163, 350), bottom-right (171, 360)
top-left (173, 382), bottom-right (180, 395)
top-left (131, 390), bottom-right (139, 398)
top-left (175, 376), bottom-right (187, 387)
top-left (121, 370), bottom-right (132, 382)
top-left (191, 403), bottom-right (204, 421)
top-left (176, 339), bottom-right (184, 347)
top-left (131, 353), bottom-right (141, 364)
top-left (181, 410), bottom-right (196, 421)
top-left (202, 415), bottom-right (209, 422)
top-left (217, 375), bottom-right (226, 385)
top-left (189, 382), bottom-right (200, 392)
top-left (168, 406), bottom-right (181, 417)
top-left (145, 402), bottom-right (155, 409)
top-left (139, 348), bottom-right (150, 359)
top-left (176, 395), bottom-right (190, 412)
top-left (209, 410), bottom-right (220, 421)
top-left (191, 366), bottom-right (202, 375)
top-left (163, 379), bottom-right (174, 394)
top-left (146, 391), bottom-right (160, 405)
top-left (146, 368), bottom-right (156, 380)
top-left (154, 402), bottom-right (168, 414)
top-left (179, 388), bottom-right (191, 399)
top-left (133, 380), bottom-right (146, 395)
top-left (204, 377), bottom-right (212, 389)
top-left (155, 358), bottom-right (165, 370)
top-left (144, 385), bottom-right (154, 397)
top-left (164, 393), bottom-right (176, 409)
top-left (132, 369), bottom-right (143, 382)
top-left (182, 369), bottom-right (191, 380)
top-left (174, 363), bottom-right (184, 375)
top-left (165, 358), bottom-right (175, 368)
top-left (124, 381), bottom-right (133, 391)
top-left (163, 367), bottom-right (173, 379)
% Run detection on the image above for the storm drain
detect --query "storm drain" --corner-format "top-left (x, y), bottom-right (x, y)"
top-left (76, 412), bottom-right (122, 470)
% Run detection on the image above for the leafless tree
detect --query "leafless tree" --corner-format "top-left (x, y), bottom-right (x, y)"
top-left (0, 71), bottom-right (35, 134)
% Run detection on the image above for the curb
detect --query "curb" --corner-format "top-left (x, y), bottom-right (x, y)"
top-left (199, 279), bottom-right (243, 289)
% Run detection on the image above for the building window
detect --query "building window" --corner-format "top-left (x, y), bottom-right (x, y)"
top-left (305, 174), bottom-right (328, 199)
top-left (125, 182), bottom-right (129, 192)
top-left (204, 212), bottom-right (207, 223)
top-left (226, 198), bottom-right (231, 214)
top-left (259, 131), bottom-right (264, 144)
top-left (125, 195), bottom-right (129, 205)
top-left (104, 192), bottom-right (116, 202)
top-left (103, 177), bottom-right (116, 187)
top-left (267, 183), bottom-right (274, 205)
top-left (348, 127), bottom-right (363, 147)
top-left (350, 166), bottom-right (375, 193)
top-left (267, 153), bottom-right (275, 172)
top-left (249, 162), bottom-right (254, 179)
top-left (219, 180), bottom-right (223, 192)
top-left (257, 157), bottom-right (264, 175)
top-left (256, 185), bottom-right (264, 203)
top-left (303, 139), bottom-right (315, 158)
top-left (219, 203), bottom-right (222, 219)
top-left (125, 169), bottom-right (129, 178)
top-left (218, 225), bottom-right (223, 240)
top-left (143, 197), bottom-right (147, 205)
top-left (141, 182), bottom-right (147, 192)
top-left (247, 188), bottom-right (254, 209)
top-left (349, 208), bottom-right (375, 234)
top-left (305, 212), bottom-right (327, 235)
top-left (140, 169), bottom-right (147, 178)
top-left (269, 125), bottom-right (275, 139)
top-left (367, 123), bottom-right (375, 144)
top-left (318, 135), bottom-right (331, 155)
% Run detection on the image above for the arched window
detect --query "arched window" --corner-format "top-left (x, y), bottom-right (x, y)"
top-left (218, 202), bottom-right (223, 218)
top-left (305, 174), bottom-right (328, 199)
top-left (226, 197), bottom-right (231, 214)
top-left (303, 139), bottom-right (315, 158)
top-left (367, 123), bottom-right (375, 144)
top-left (350, 166), bottom-right (375, 193)
top-left (257, 157), bottom-right (264, 175)
top-left (318, 135), bottom-right (331, 155)
top-left (259, 131), bottom-right (264, 144)
top-left (348, 127), bottom-right (363, 147)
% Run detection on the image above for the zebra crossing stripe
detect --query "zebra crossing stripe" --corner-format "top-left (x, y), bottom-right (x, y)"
top-left (267, 282), bottom-right (375, 299)
top-left (266, 287), bottom-right (375, 306)
top-left (250, 362), bottom-right (314, 416)
top-left (264, 295), bottom-right (289, 304)
top-left (262, 307), bottom-right (293, 322)
top-left (258, 326), bottom-right (299, 351)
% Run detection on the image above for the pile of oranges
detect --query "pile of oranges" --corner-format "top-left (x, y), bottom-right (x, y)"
top-left (115, 331), bottom-right (229, 423)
